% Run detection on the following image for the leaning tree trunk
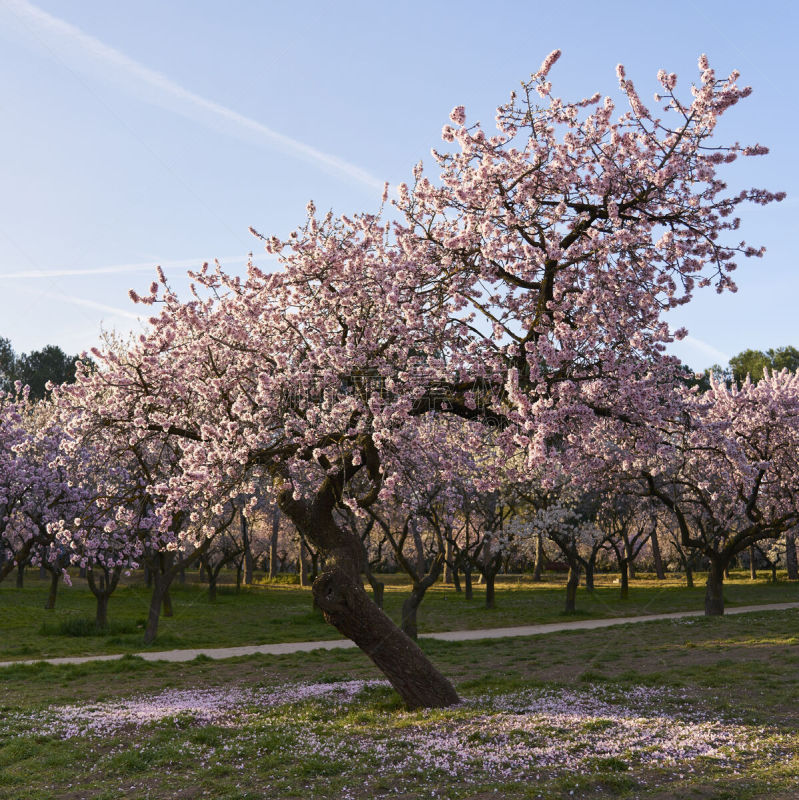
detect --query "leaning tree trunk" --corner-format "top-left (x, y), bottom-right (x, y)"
top-left (786, 532), bottom-right (799, 580)
top-left (279, 489), bottom-right (459, 709)
top-left (705, 556), bottom-right (726, 616)
top-left (16, 562), bottom-right (24, 589)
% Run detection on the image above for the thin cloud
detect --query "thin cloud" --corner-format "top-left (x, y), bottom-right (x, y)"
top-left (3, 0), bottom-right (384, 192)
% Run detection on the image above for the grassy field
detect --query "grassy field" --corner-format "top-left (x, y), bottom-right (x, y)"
top-left (1, 569), bottom-right (798, 661)
top-left (1, 608), bottom-right (798, 799)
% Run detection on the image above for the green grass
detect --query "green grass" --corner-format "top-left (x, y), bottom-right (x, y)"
top-left (1, 569), bottom-right (797, 661)
top-left (1, 609), bottom-right (798, 799)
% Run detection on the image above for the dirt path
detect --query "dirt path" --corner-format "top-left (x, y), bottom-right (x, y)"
top-left (1, 601), bottom-right (797, 669)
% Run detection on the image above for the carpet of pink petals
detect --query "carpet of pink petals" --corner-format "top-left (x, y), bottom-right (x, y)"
top-left (3, 680), bottom-right (789, 780)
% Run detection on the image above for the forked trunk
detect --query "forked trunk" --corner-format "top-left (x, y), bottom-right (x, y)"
top-left (705, 557), bottom-right (725, 616)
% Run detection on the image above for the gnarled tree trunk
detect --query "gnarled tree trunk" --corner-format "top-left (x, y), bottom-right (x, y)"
top-left (279, 485), bottom-right (459, 709)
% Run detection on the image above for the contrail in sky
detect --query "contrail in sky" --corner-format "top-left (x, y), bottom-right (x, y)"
top-left (2, 0), bottom-right (384, 192)
top-left (0, 254), bottom-right (274, 280)
top-left (20, 288), bottom-right (142, 321)
top-left (683, 335), bottom-right (730, 365)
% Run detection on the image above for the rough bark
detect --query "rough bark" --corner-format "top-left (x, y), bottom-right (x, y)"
top-left (315, 566), bottom-right (458, 708)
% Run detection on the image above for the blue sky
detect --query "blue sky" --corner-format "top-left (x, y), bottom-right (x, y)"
top-left (0, 0), bottom-right (795, 369)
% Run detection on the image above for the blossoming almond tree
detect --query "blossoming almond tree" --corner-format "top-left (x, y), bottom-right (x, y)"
top-left (0, 390), bottom-right (73, 587)
top-left (643, 371), bottom-right (799, 614)
top-left (64, 52), bottom-right (781, 708)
